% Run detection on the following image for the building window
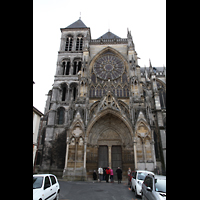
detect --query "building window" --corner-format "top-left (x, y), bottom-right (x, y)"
top-left (123, 87), bottom-right (127, 97)
top-left (90, 86), bottom-right (95, 97)
top-left (66, 62), bottom-right (70, 75)
top-left (62, 61), bottom-right (70, 75)
top-left (122, 73), bottom-right (127, 83)
top-left (61, 84), bottom-right (67, 101)
top-left (73, 61), bottom-right (82, 75)
top-left (91, 73), bottom-right (96, 84)
top-left (57, 107), bottom-right (65, 124)
top-left (65, 36), bottom-right (73, 51)
top-left (73, 86), bottom-right (77, 101)
top-left (117, 86), bottom-right (122, 97)
top-left (76, 36), bottom-right (83, 51)
top-left (78, 61), bottom-right (82, 72)
top-left (96, 86), bottom-right (101, 97)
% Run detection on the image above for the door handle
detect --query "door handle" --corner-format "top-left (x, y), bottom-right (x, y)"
top-left (50, 189), bottom-right (52, 191)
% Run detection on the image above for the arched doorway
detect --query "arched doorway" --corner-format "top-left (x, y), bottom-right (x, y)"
top-left (86, 112), bottom-right (135, 180)
top-left (97, 128), bottom-right (122, 181)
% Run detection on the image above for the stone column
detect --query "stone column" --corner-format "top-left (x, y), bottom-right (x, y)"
top-left (83, 137), bottom-right (87, 169)
top-left (151, 130), bottom-right (157, 170)
top-left (108, 145), bottom-right (112, 168)
top-left (60, 37), bottom-right (65, 51)
top-left (64, 136), bottom-right (70, 170)
top-left (74, 138), bottom-right (78, 171)
top-left (133, 137), bottom-right (138, 170)
top-left (67, 85), bottom-right (70, 101)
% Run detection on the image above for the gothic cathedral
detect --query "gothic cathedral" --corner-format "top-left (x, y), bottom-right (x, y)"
top-left (37, 19), bottom-right (166, 180)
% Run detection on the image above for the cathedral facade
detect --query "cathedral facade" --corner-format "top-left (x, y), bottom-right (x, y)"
top-left (37, 19), bottom-right (166, 180)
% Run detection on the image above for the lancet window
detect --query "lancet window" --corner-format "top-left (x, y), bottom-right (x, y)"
top-left (62, 61), bottom-right (70, 75)
top-left (65, 36), bottom-right (73, 51)
top-left (73, 60), bottom-right (82, 75)
top-left (76, 35), bottom-right (83, 51)
top-left (57, 107), bottom-right (65, 124)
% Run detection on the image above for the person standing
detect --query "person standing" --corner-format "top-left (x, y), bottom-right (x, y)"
top-left (110, 168), bottom-right (114, 183)
top-left (116, 167), bottom-right (122, 184)
top-left (106, 167), bottom-right (110, 183)
top-left (93, 170), bottom-right (97, 180)
top-left (98, 166), bottom-right (103, 182)
top-left (103, 168), bottom-right (106, 180)
top-left (128, 167), bottom-right (131, 185)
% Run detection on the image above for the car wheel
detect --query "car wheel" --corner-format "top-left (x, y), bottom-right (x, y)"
top-left (135, 187), bottom-right (138, 197)
top-left (55, 192), bottom-right (59, 200)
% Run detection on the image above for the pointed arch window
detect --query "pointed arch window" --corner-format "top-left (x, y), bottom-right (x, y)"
top-left (122, 73), bottom-right (127, 83)
top-left (127, 88), bottom-right (129, 97)
top-left (123, 86), bottom-right (127, 97)
top-left (76, 36), bottom-right (83, 51)
top-left (65, 36), bottom-right (73, 51)
top-left (96, 86), bottom-right (101, 97)
top-left (73, 60), bottom-right (82, 75)
top-left (62, 61), bottom-right (70, 75)
top-left (90, 86), bottom-right (95, 97)
top-left (61, 84), bottom-right (67, 101)
top-left (66, 62), bottom-right (70, 75)
top-left (57, 107), bottom-right (65, 124)
top-left (73, 86), bottom-right (77, 101)
top-left (111, 85), bottom-right (115, 95)
top-left (117, 86), bottom-right (122, 97)
top-left (103, 85), bottom-right (107, 95)
top-left (91, 73), bottom-right (96, 84)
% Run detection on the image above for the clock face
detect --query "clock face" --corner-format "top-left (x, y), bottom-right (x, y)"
top-left (93, 55), bottom-right (125, 80)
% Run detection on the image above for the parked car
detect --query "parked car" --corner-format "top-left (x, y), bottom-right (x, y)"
top-left (131, 170), bottom-right (154, 197)
top-left (141, 174), bottom-right (166, 200)
top-left (33, 174), bottom-right (60, 200)
top-left (129, 171), bottom-right (135, 187)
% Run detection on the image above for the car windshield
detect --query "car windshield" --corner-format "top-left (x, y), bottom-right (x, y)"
top-left (137, 172), bottom-right (148, 180)
top-left (155, 179), bottom-right (166, 193)
top-left (33, 176), bottom-right (43, 189)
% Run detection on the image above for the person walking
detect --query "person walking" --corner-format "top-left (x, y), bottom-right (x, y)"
top-left (106, 167), bottom-right (110, 183)
top-left (116, 167), bottom-right (122, 184)
top-left (98, 166), bottom-right (103, 182)
top-left (110, 168), bottom-right (114, 183)
top-left (128, 167), bottom-right (131, 185)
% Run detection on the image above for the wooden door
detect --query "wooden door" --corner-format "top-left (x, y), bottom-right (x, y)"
top-left (98, 146), bottom-right (108, 168)
top-left (112, 146), bottom-right (122, 181)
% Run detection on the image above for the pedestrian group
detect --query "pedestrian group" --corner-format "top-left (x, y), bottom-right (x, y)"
top-left (95, 166), bottom-right (123, 184)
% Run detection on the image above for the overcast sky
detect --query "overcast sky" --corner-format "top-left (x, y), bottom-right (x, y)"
top-left (33, 0), bottom-right (166, 113)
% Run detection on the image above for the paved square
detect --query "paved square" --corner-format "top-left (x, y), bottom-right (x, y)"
top-left (58, 180), bottom-right (141, 200)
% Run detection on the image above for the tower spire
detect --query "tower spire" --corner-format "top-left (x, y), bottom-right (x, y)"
top-left (149, 59), bottom-right (152, 68)
top-left (79, 12), bottom-right (81, 20)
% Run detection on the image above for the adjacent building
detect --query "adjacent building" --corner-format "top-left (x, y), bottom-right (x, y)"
top-left (33, 105), bottom-right (43, 166)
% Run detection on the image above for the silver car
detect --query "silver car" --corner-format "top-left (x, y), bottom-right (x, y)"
top-left (141, 174), bottom-right (166, 200)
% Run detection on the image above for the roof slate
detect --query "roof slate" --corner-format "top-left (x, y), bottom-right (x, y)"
top-left (65, 19), bottom-right (88, 29)
top-left (97, 31), bottom-right (121, 39)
